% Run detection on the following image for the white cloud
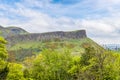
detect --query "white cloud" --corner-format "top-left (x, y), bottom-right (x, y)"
top-left (81, 19), bottom-right (115, 33)
top-left (0, 0), bottom-right (120, 44)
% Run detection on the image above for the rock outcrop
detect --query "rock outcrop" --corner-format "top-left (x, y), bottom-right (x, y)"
top-left (6, 30), bottom-right (87, 45)
top-left (0, 26), bottom-right (87, 46)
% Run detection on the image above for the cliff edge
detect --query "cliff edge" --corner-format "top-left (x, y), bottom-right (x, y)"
top-left (6, 30), bottom-right (87, 45)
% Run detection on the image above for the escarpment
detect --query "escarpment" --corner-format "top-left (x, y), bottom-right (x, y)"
top-left (6, 30), bottom-right (87, 46)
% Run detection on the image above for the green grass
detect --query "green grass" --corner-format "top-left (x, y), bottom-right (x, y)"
top-left (8, 41), bottom-right (43, 50)
top-left (7, 38), bottom-right (104, 62)
top-left (8, 38), bottom-right (101, 51)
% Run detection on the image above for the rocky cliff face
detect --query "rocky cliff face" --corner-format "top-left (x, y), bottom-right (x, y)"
top-left (0, 25), bottom-right (87, 46)
top-left (6, 30), bottom-right (87, 45)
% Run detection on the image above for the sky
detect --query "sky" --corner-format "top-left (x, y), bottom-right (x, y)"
top-left (0, 0), bottom-right (120, 44)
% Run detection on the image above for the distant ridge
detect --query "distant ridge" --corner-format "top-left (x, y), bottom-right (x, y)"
top-left (6, 30), bottom-right (87, 45)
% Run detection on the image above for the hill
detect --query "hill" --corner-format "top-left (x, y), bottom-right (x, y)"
top-left (0, 25), bottom-right (104, 62)
top-left (0, 26), bottom-right (103, 62)
top-left (6, 30), bottom-right (87, 46)
top-left (0, 25), bottom-right (28, 38)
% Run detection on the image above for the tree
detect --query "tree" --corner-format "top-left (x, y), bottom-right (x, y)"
top-left (0, 36), bottom-right (8, 79)
top-left (24, 49), bottom-right (73, 80)
top-left (68, 45), bottom-right (120, 80)
top-left (6, 63), bottom-right (25, 80)
top-left (75, 46), bottom-right (98, 80)
top-left (0, 37), bottom-right (8, 60)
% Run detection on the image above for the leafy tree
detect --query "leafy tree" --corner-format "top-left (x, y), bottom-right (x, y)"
top-left (68, 45), bottom-right (120, 80)
top-left (6, 63), bottom-right (25, 80)
top-left (0, 36), bottom-right (8, 79)
top-left (0, 37), bottom-right (7, 60)
top-left (69, 46), bottom-right (98, 80)
top-left (24, 49), bottom-right (73, 80)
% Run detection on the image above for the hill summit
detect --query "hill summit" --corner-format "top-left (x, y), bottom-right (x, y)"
top-left (0, 25), bottom-right (28, 38)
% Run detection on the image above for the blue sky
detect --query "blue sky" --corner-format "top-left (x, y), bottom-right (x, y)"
top-left (0, 0), bottom-right (120, 44)
top-left (52, 0), bottom-right (81, 4)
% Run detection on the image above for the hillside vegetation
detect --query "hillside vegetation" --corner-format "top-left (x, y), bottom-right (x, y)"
top-left (0, 26), bottom-right (28, 38)
top-left (0, 36), bottom-right (120, 80)
top-left (0, 26), bottom-right (119, 80)
top-left (7, 38), bottom-right (104, 62)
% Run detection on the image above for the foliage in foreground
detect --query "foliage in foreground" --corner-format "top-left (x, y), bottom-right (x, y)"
top-left (7, 49), bottom-right (120, 80)
top-left (0, 36), bottom-right (120, 80)
top-left (0, 37), bottom-right (8, 79)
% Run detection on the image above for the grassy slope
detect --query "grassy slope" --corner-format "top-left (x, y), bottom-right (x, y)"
top-left (8, 38), bottom-right (100, 50)
top-left (7, 38), bottom-right (104, 62)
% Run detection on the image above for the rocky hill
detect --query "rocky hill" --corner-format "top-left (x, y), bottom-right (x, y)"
top-left (0, 25), bottom-right (87, 47)
top-left (1, 26), bottom-right (103, 62)
top-left (6, 30), bottom-right (87, 45)
top-left (0, 25), bottom-right (28, 38)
